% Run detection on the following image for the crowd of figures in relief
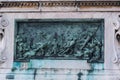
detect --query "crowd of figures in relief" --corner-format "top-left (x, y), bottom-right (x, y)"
top-left (15, 21), bottom-right (104, 62)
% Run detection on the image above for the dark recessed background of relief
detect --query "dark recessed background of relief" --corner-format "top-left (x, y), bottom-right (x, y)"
top-left (14, 19), bottom-right (104, 63)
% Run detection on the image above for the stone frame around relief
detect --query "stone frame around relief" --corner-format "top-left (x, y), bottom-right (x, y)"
top-left (14, 19), bottom-right (104, 63)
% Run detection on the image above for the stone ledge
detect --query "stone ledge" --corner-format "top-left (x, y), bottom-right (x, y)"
top-left (0, 1), bottom-right (119, 12)
top-left (4, 69), bottom-right (120, 80)
top-left (13, 60), bottom-right (104, 70)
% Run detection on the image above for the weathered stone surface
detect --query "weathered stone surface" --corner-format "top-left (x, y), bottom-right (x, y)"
top-left (0, 1), bottom-right (120, 80)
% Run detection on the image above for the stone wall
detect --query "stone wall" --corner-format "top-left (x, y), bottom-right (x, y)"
top-left (0, 1), bottom-right (120, 80)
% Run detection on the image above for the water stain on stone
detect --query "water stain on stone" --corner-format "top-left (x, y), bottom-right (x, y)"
top-left (77, 72), bottom-right (83, 80)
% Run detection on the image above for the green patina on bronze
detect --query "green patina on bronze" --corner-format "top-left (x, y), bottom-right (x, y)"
top-left (14, 19), bottom-right (104, 63)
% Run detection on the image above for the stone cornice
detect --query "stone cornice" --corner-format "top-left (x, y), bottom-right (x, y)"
top-left (0, 1), bottom-right (120, 8)
top-left (0, 1), bottom-right (39, 8)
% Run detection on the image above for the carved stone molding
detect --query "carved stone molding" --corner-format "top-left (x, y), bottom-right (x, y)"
top-left (0, 15), bottom-right (8, 64)
top-left (0, 1), bottom-right (120, 8)
top-left (40, 1), bottom-right (120, 7)
top-left (0, 1), bottom-right (39, 8)
top-left (0, 16), bottom-right (9, 27)
top-left (113, 15), bottom-right (120, 66)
